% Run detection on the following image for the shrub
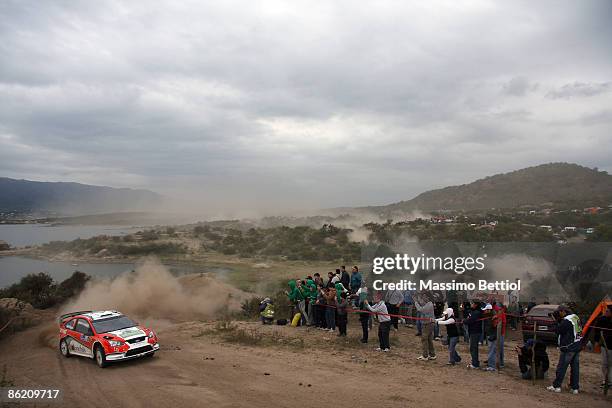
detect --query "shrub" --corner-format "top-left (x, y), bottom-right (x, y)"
top-left (0, 271), bottom-right (91, 309)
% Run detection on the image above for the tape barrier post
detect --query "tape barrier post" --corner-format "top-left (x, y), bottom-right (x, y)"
top-left (602, 332), bottom-right (609, 396)
top-left (496, 314), bottom-right (502, 372)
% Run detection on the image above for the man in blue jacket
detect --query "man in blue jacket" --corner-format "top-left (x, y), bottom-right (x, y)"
top-left (547, 305), bottom-right (582, 394)
top-left (463, 300), bottom-right (483, 369)
top-left (350, 266), bottom-right (362, 293)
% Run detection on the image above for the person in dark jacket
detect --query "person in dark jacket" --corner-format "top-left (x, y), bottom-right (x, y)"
top-left (593, 305), bottom-right (612, 388)
top-left (385, 289), bottom-right (404, 331)
top-left (325, 271), bottom-right (333, 288)
top-left (337, 292), bottom-right (348, 337)
top-left (340, 265), bottom-right (350, 290)
top-left (355, 286), bottom-right (370, 343)
top-left (547, 305), bottom-right (582, 394)
top-left (350, 266), bottom-right (362, 293)
top-left (517, 339), bottom-right (549, 379)
top-left (436, 307), bottom-right (461, 365)
top-left (463, 300), bottom-right (483, 369)
top-left (461, 301), bottom-right (471, 342)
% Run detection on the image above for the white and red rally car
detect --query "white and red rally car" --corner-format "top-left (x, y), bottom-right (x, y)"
top-left (58, 310), bottom-right (159, 368)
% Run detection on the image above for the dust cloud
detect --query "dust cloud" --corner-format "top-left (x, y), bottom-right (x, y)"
top-left (62, 257), bottom-right (252, 322)
top-left (486, 254), bottom-right (570, 301)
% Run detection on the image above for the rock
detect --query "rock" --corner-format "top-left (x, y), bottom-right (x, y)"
top-left (0, 240), bottom-right (10, 251)
top-left (323, 237), bottom-right (337, 245)
top-left (252, 263), bottom-right (270, 269)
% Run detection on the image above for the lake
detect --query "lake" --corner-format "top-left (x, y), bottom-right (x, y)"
top-left (0, 224), bottom-right (140, 247)
top-left (0, 224), bottom-right (235, 288)
top-left (0, 256), bottom-right (233, 288)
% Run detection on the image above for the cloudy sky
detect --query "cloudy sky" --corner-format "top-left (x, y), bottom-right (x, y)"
top-left (1, 0), bottom-right (611, 215)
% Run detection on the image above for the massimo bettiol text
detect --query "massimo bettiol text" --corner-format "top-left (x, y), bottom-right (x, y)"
top-left (370, 254), bottom-right (521, 291)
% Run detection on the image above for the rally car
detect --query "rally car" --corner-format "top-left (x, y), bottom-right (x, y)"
top-left (58, 310), bottom-right (159, 368)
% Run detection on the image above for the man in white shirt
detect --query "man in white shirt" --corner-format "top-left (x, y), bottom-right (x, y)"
top-left (365, 293), bottom-right (391, 352)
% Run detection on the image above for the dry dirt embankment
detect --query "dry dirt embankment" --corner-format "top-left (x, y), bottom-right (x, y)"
top-left (2, 316), bottom-right (611, 408)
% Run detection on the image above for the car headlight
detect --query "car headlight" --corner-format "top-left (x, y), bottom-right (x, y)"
top-left (109, 340), bottom-right (124, 347)
top-left (148, 330), bottom-right (155, 339)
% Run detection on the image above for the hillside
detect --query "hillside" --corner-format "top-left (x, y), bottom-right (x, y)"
top-left (0, 178), bottom-right (162, 215)
top-left (369, 163), bottom-right (612, 213)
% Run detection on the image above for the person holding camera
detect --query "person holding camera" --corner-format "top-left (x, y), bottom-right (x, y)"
top-left (547, 305), bottom-right (583, 394)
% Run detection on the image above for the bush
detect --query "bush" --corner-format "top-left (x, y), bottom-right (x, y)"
top-left (241, 297), bottom-right (264, 318)
top-left (0, 271), bottom-right (91, 309)
top-left (55, 271), bottom-right (90, 299)
top-left (0, 272), bottom-right (57, 308)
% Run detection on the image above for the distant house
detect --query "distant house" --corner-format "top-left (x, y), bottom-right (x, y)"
top-left (583, 207), bottom-right (602, 214)
top-left (539, 225), bottom-right (553, 231)
top-left (563, 226), bottom-right (577, 232)
top-left (586, 227), bottom-right (595, 234)
top-left (0, 240), bottom-right (10, 251)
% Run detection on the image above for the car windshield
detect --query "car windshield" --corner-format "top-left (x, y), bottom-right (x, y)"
top-left (529, 307), bottom-right (556, 317)
top-left (92, 316), bottom-right (137, 333)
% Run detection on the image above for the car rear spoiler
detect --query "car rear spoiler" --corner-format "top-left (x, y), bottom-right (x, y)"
top-left (58, 311), bottom-right (92, 323)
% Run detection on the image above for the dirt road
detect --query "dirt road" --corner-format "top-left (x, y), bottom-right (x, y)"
top-left (1, 319), bottom-right (610, 408)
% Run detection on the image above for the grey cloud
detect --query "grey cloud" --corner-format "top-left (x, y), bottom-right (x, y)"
top-left (502, 77), bottom-right (538, 96)
top-left (546, 82), bottom-right (612, 99)
top-left (0, 0), bottom-right (611, 214)
top-left (581, 110), bottom-right (612, 126)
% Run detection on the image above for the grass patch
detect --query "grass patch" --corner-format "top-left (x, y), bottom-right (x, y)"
top-left (200, 320), bottom-right (305, 349)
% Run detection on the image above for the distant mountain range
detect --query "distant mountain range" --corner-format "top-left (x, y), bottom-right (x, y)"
top-left (0, 178), bottom-right (162, 215)
top-left (361, 163), bottom-right (612, 215)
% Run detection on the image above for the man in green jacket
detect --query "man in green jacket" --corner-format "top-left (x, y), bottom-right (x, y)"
top-left (286, 280), bottom-right (307, 325)
top-left (305, 279), bottom-right (318, 325)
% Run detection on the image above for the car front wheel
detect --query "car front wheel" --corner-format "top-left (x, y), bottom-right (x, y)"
top-left (60, 339), bottom-right (70, 358)
top-left (94, 345), bottom-right (107, 368)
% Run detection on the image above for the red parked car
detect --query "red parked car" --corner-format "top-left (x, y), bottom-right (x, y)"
top-left (522, 304), bottom-right (559, 344)
top-left (59, 310), bottom-right (159, 368)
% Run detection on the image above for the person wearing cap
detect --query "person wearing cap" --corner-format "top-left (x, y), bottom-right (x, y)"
top-left (480, 303), bottom-right (498, 371)
top-left (547, 304), bottom-right (582, 394)
top-left (436, 307), bottom-right (461, 365)
top-left (463, 300), bottom-right (483, 369)
top-left (356, 285), bottom-right (370, 343)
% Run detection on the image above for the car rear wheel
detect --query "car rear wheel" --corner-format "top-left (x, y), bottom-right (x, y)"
top-left (60, 339), bottom-right (70, 358)
top-left (94, 345), bottom-right (107, 368)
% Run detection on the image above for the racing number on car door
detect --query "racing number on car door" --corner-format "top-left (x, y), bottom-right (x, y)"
top-left (64, 318), bottom-right (82, 352)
